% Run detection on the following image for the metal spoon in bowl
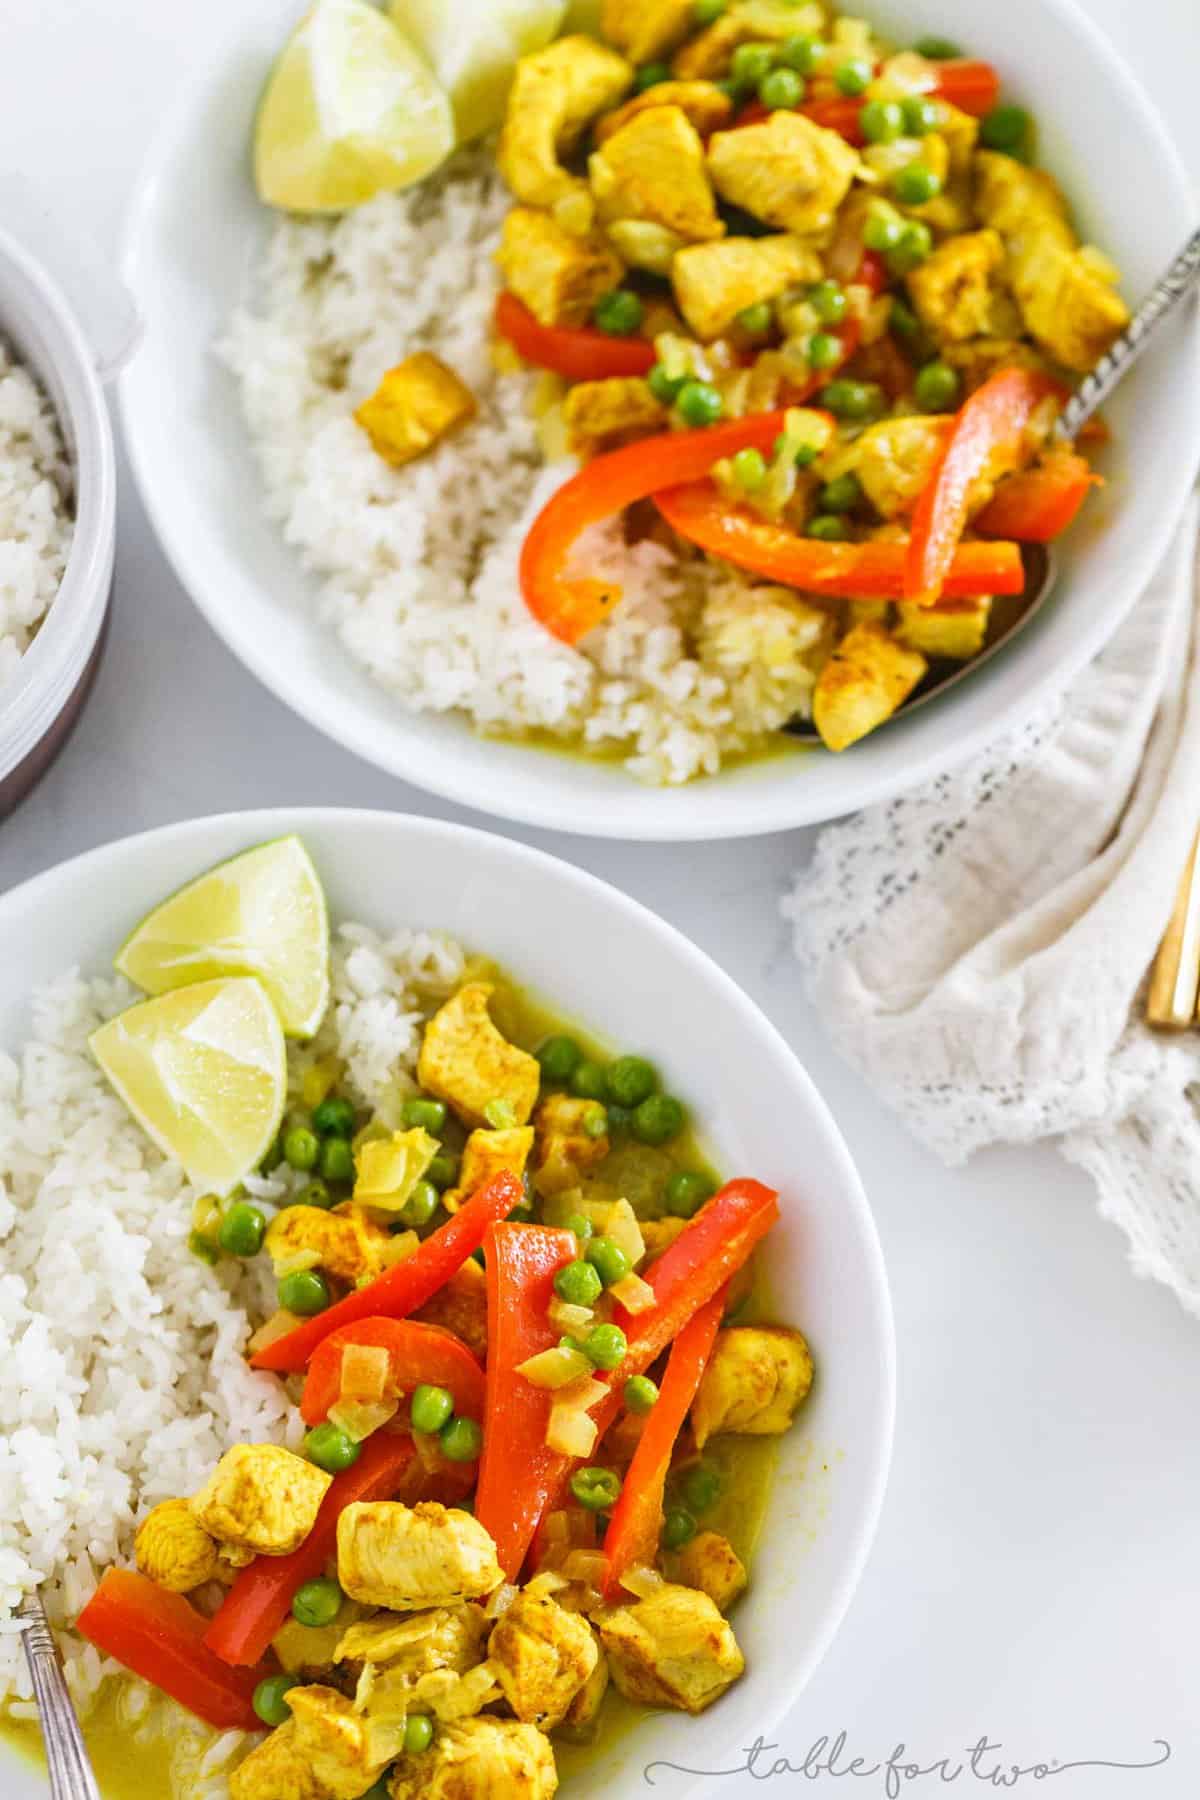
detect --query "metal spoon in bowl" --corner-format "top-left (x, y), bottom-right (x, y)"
top-left (787, 222), bottom-right (1200, 743)
top-left (17, 1590), bottom-right (100, 1799)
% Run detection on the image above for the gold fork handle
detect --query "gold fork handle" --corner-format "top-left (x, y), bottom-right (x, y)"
top-left (17, 1593), bottom-right (101, 1800)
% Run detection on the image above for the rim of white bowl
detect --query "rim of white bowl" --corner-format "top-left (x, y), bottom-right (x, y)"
top-left (118, 0), bottom-right (1199, 842)
top-left (0, 806), bottom-right (896, 1792)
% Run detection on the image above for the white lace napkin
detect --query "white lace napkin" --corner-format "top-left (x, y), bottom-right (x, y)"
top-left (785, 500), bottom-right (1200, 1319)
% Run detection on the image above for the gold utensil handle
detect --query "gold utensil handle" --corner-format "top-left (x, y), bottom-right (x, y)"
top-left (17, 1593), bottom-right (101, 1800)
top-left (1147, 828), bottom-right (1200, 1028)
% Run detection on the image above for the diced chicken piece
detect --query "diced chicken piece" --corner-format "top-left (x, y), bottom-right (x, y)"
top-left (273, 1613), bottom-right (357, 1677)
top-left (838, 415), bottom-right (951, 520)
top-left (672, 235), bottom-right (819, 340)
top-left (640, 1215), bottom-right (689, 1260)
top-left (895, 599), bottom-right (991, 661)
top-left (354, 355), bottom-right (476, 470)
top-left (337, 1501), bottom-right (503, 1610)
top-left (975, 151), bottom-right (1130, 371)
top-left (708, 112), bottom-right (859, 238)
top-left (532, 1093), bottom-right (611, 1196)
top-left (563, 1631), bottom-right (609, 1731)
top-left (389, 1717), bottom-right (559, 1800)
top-left (489, 1581), bottom-right (600, 1728)
top-left (594, 80), bottom-right (734, 146)
top-left (190, 1445), bottom-right (331, 1558)
top-left (601, 0), bottom-right (697, 64)
top-left (134, 1499), bottom-right (220, 1594)
top-left (286, 1686), bottom-right (390, 1800)
top-left (905, 229), bottom-right (1008, 345)
top-left (445, 1126), bottom-right (534, 1214)
top-left (674, 1530), bottom-right (748, 1612)
top-left (498, 36), bottom-right (633, 209)
top-left (265, 1203), bottom-right (391, 1286)
top-left (497, 208), bottom-right (625, 331)
top-left (590, 107), bottom-right (724, 244)
top-left (562, 377), bottom-right (668, 454)
top-left (673, 1), bottom-right (826, 79)
top-left (418, 984), bottom-right (542, 1130)
top-left (229, 1721), bottom-right (327, 1800)
top-left (811, 623), bottom-right (928, 753)
top-left (336, 1603), bottom-right (488, 1676)
top-left (941, 335), bottom-right (1049, 395)
top-left (596, 1582), bottom-right (744, 1713)
top-left (414, 1258), bottom-right (488, 1360)
top-left (691, 1325), bottom-right (815, 1446)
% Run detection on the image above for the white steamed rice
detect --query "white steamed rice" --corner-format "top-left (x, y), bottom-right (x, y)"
top-left (221, 146), bottom-right (823, 786)
top-left (0, 921), bottom-right (469, 1796)
top-left (0, 339), bottom-right (73, 690)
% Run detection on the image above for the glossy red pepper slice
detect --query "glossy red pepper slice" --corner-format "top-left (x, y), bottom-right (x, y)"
top-left (299, 1317), bottom-right (485, 1427)
top-left (495, 292), bottom-right (656, 381)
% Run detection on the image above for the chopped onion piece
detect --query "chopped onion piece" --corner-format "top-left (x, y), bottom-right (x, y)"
top-left (247, 1309), bottom-right (302, 1356)
top-left (379, 1229), bottom-right (420, 1267)
top-left (548, 1298), bottom-right (595, 1334)
top-left (353, 1661), bottom-right (378, 1713)
top-left (363, 1716), bottom-right (408, 1765)
top-left (621, 1564), bottom-right (666, 1598)
top-left (603, 1199), bottom-right (645, 1268)
top-left (562, 1550), bottom-right (610, 1586)
top-left (328, 1398), bottom-right (399, 1443)
top-left (270, 1246), bottom-right (323, 1278)
top-left (483, 1582), bottom-right (520, 1620)
top-left (608, 1273), bottom-right (656, 1315)
top-left (546, 1375), bottom-right (607, 1458)
top-left (517, 1345), bottom-right (593, 1389)
top-left (542, 1510), bottom-right (571, 1549)
top-left (340, 1343), bottom-right (391, 1405)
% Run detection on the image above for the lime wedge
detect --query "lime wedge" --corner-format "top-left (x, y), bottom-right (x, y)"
top-left (115, 836), bottom-right (330, 1039)
top-left (388, 0), bottom-right (566, 142)
top-left (255, 0), bottom-right (455, 213)
top-left (91, 979), bottom-right (287, 1196)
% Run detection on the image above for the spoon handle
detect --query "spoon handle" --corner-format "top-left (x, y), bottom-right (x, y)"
top-left (1055, 224), bottom-right (1200, 440)
top-left (17, 1593), bottom-right (101, 1800)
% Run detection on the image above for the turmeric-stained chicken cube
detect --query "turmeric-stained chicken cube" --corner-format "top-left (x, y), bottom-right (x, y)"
top-left (895, 599), bottom-right (991, 661)
top-left (563, 1629), bottom-right (609, 1732)
top-left (445, 1125), bottom-right (534, 1213)
top-left (336, 1602), bottom-right (488, 1676)
top-left (563, 377), bottom-right (667, 453)
top-left (590, 107), bottom-right (724, 244)
top-left (498, 35), bottom-right (633, 209)
top-left (286, 1686), bottom-right (391, 1800)
top-left (389, 1717), bottom-right (559, 1800)
top-left (354, 355), bottom-right (476, 470)
top-left (672, 235), bottom-right (818, 340)
top-left (905, 228), bottom-right (1009, 345)
top-left (414, 1258), bottom-right (488, 1360)
top-left (417, 982), bottom-right (541, 1129)
top-left (273, 1612), bottom-right (361, 1678)
top-left (673, 1), bottom-right (826, 79)
top-left (691, 1325), bottom-right (814, 1446)
top-left (134, 1499), bottom-right (220, 1594)
top-left (489, 1579), bottom-right (600, 1728)
top-left (594, 80), bottom-right (734, 146)
top-left (532, 1093), bottom-right (611, 1195)
top-left (229, 1721), bottom-right (327, 1800)
top-left (337, 1501), bottom-right (503, 1610)
top-left (707, 111), bottom-right (859, 237)
top-left (497, 208), bottom-right (625, 331)
top-left (674, 1530), bottom-right (748, 1612)
top-left (265, 1202), bottom-right (390, 1286)
top-left (811, 623), bottom-right (928, 753)
top-left (596, 1581), bottom-right (745, 1713)
top-left (190, 1444), bottom-right (331, 1558)
top-left (840, 416), bottom-right (951, 520)
top-left (601, 0), bottom-right (697, 64)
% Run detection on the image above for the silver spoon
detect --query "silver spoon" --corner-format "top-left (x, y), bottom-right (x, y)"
top-left (17, 1590), bottom-right (101, 1800)
top-left (787, 221), bottom-right (1200, 742)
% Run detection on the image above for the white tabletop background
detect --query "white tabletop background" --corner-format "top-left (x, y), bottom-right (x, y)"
top-left (2, 3), bottom-right (1198, 1796)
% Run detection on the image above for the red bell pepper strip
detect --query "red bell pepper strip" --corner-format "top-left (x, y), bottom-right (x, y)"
top-left (77, 1569), bottom-right (267, 1731)
top-left (601, 1287), bottom-right (726, 1599)
top-left (205, 1432), bottom-right (419, 1667)
top-left (905, 368), bottom-right (1060, 604)
top-left (974, 450), bottom-right (1100, 543)
top-left (655, 480), bottom-right (1025, 599)
top-left (250, 1171), bottom-right (523, 1373)
top-left (495, 292), bottom-right (656, 382)
top-left (474, 1222), bottom-right (579, 1579)
top-left (299, 1318), bottom-right (485, 1427)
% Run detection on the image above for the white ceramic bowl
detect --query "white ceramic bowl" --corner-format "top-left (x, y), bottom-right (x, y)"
top-left (0, 807), bottom-right (893, 1800)
top-left (120, 0), bottom-right (1199, 840)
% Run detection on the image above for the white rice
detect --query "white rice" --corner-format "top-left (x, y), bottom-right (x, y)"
top-left (0, 339), bottom-right (73, 690)
top-left (0, 921), bottom-right (469, 1794)
top-left (221, 147), bottom-right (822, 785)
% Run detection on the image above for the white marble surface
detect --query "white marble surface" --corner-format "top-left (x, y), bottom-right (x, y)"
top-left (3, 3), bottom-right (1199, 1795)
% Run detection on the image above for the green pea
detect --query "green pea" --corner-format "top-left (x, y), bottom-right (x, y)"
top-left (623, 1374), bottom-right (659, 1414)
top-left (759, 66), bottom-right (805, 110)
top-left (730, 42), bottom-right (776, 94)
top-left (887, 221), bottom-right (933, 274)
top-left (304, 1422), bottom-right (361, 1473)
top-left (604, 1056), bottom-right (658, 1108)
top-left (893, 161), bottom-right (941, 206)
top-left (631, 1093), bottom-right (686, 1145)
top-left (809, 280), bottom-right (847, 325)
top-left (297, 1179), bottom-right (333, 1211)
top-left (778, 34), bottom-right (820, 74)
top-left (834, 58), bottom-right (873, 96)
top-left (736, 301), bottom-right (774, 338)
top-left (677, 381), bottom-right (724, 428)
top-left (564, 1212), bottom-right (595, 1244)
top-left (427, 1152), bottom-right (459, 1191)
top-left (584, 1323), bottom-right (628, 1371)
top-left (819, 472), bottom-right (864, 514)
top-left (399, 1096), bottom-right (447, 1133)
top-left (863, 208), bottom-right (905, 253)
top-left (681, 1464), bottom-right (722, 1512)
top-left (554, 1259), bottom-right (604, 1307)
top-left (218, 1202), bottom-right (266, 1259)
top-left (411, 1383), bottom-right (455, 1435)
top-left (915, 360), bottom-right (962, 412)
top-left (889, 297), bottom-right (922, 341)
top-left (731, 447), bottom-right (767, 492)
top-left (693, 0), bottom-right (727, 21)
top-left (980, 104), bottom-right (1031, 152)
top-left (291, 1576), bottom-right (343, 1629)
top-left (648, 364), bottom-right (687, 404)
top-left (807, 514), bottom-right (851, 541)
top-left (860, 98), bottom-right (904, 143)
top-left (606, 1103), bottom-right (633, 1137)
top-left (569, 1059), bottom-right (609, 1102)
top-left (664, 1170), bottom-right (717, 1218)
top-left (253, 1672), bottom-right (300, 1728)
top-left (440, 1416), bottom-right (483, 1462)
top-left (312, 1096), bottom-right (355, 1138)
top-left (283, 1125), bottom-right (320, 1172)
top-left (319, 1136), bottom-right (355, 1185)
top-left (807, 331), bottom-right (841, 371)
top-left (585, 1237), bottom-right (632, 1288)
top-left (583, 1104), bottom-right (609, 1140)
top-left (914, 34), bottom-right (962, 58)
top-left (400, 1179), bottom-right (440, 1229)
top-left (662, 1506), bottom-right (698, 1550)
top-left (279, 1269), bottom-right (332, 1316)
top-left (594, 290), bottom-right (645, 337)
top-left (635, 61), bottom-right (671, 92)
top-left (404, 1715), bottom-right (435, 1754)
top-left (792, 440), bottom-right (820, 469)
top-left (901, 94), bottom-right (939, 136)
top-left (819, 378), bottom-right (883, 421)
top-left (570, 1466), bottom-right (623, 1511)
top-left (536, 1035), bottom-right (584, 1084)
